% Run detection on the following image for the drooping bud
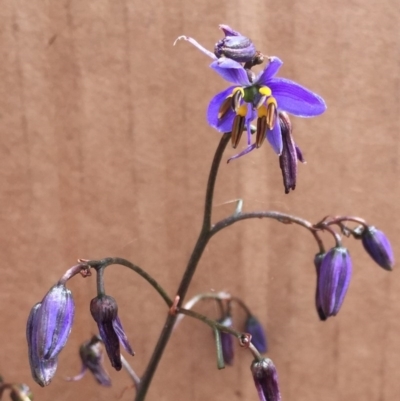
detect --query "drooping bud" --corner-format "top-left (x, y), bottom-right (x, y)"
top-left (318, 247), bottom-right (352, 318)
top-left (26, 303), bottom-right (58, 387)
top-left (361, 226), bottom-right (394, 271)
top-left (251, 358), bottom-right (281, 401)
top-left (214, 25), bottom-right (257, 63)
top-left (314, 252), bottom-right (327, 321)
top-left (90, 295), bottom-right (134, 371)
top-left (278, 112), bottom-right (300, 194)
top-left (217, 316), bottom-right (234, 366)
top-left (35, 283), bottom-right (75, 361)
top-left (67, 335), bottom-right (112, 386)
top-left (245, 316), bottom-right (268, 353)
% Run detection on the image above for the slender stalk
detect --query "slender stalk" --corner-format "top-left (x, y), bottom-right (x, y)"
top-left (121, 355), bottom-right (141, 391)
top-left (85, 257), bottom-right (173, 307)
top-left (134, 133), bottom-right (231, 401)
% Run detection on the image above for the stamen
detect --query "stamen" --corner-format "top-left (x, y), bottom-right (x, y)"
top-left (231, 104), bottom-right (247, 148)
top-left (256, 116), bottom-right (267, 148)
top-left (259, 86), bottom-right (272, 97)
top-left (218, 95), bottom-right (233, 120)
top-left (266, 97), bottom-right (277, 130)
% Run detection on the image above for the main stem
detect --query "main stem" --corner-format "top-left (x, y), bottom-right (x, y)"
top-left (134, 134), bottom-right (231, 401)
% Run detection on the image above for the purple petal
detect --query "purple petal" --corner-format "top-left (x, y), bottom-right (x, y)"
top-left (227, 143), bottom-right (257, 163)
top-left (266, 121), bottom-right (283, 155)
top-left (245, 316), bottom-right (268, 354)
top-left (269, 78), bottom-right (327, 117)
top-left (210, 58), bottom-right (250, 86)
top-left (113, 316), bottom-right (134, 356)
top-left (256, 57), bottom-right (283, 85)
top-left (37, 284), bottom-right (75, 360)
top-left (174, 36), bottom-right (217, 60)
top-left (207, 86), bottom-right (236, 132)
top-left (219, 25), bottom-right (241, 36)
top-left (295, 145), bottom-right (306, 163)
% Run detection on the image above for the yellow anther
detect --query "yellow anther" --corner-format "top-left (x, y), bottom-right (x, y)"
top-left (257, 105), bottom-right (268, 118)
top-left (259, 86), bottom-right (272, 97)
top-left (237, 104), bottom-right (247, 117)
top-left (266, 96), bottom-right (277, 129)
top-left (266, 96), bottom-right (277, 107)
top-left (232, 87), bottom-right (245, 98)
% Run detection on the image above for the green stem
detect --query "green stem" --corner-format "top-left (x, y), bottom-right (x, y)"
top-left (86, 257), bottom-right (173, 307)
top-left (134, 133), bottom-right (231, 401)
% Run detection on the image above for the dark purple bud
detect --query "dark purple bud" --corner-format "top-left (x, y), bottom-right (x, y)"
top-left (79, 336), bottom-right (112, 386)
top-left (217, 316), bottom-right (234, 366)
top-left (314, 253), bottom-right (327, 321)
top-left (214, 25), bottom-right (256, 63)
top-left (26, 303), bottom-right (58, 387)
top-left (251, 358), bottom-right (281, 401)
top-left (278, 112), bottom-right (298, 194)
top-left (245, 316), bottom-right (268, 353)
top-left (90, 295), bottom-right (134, 371)
top-left (36, 284), bottom-right (75, 360)
top-left (361, 226), bottom-right (394, 271)
top-left (10, 384), bottom-right (33, 401)
top-left (318, 247), bottom-right (352, 318)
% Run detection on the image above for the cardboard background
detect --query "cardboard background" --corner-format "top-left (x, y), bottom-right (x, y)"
top-left (0, 0), bottom-right (399, 400)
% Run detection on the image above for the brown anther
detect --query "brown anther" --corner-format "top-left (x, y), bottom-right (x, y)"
top-left (231, 114), bottom-right (245, 148)
top-left (218, 96), bottom-right (233, 120)
top-left (239, 333), bottom-right (252, 348)
top-left (169, 295), bottom-right (180, 316)
top-left (256, 116), bottom-right (267, 148)
top-left (266, 102), bottom-right (277, 130)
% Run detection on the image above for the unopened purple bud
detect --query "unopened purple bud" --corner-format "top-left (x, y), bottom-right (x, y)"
top-left (278, 112), bottom-right (298, 194)
top-left (245, 316), bottom-right (268, 353)
top-left (26, 303), bottom-right (58, 387)
top-left (361, 226), bottom-right (394, 271)
top-left (214, 25), bottom-right (257, 63)
top-left (79, 336), bottom-right (112, 386)
top-left (318, 247), bottom-right (352, 318)
top-left (90, 295), bottom-right (134, 371)
top-left (217, 316), bottom-right (234, 365)
top-left (251, 358), bottom-right (281, 401)
top-left (36, 284), bottom-right (75, 360)
top-left (314, 253), bottom-right (327, 321)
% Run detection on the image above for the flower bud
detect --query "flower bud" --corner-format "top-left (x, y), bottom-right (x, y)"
top-left (318, 247), bottom-right (352, 318)
top-left (214, 25), bottom-right (257, 63)
top-left (36, 284), bottom-right (75, 360)
top-left (314, 252), bottom-right (327, 321)
top-left (361, 226), bottom-right (394, 271)
top-left (26, 303), bottom-right (58, 387)
top-left (90, 295), bottom-right (134, 371)
top-left (217, 316), bottom-right (234, 366)
top-left (251, 358), bottom-right (281, 401)
top-left (245, 316), bottom-right (268, 353)
top-left (278, 112), bottom-right (304, 194)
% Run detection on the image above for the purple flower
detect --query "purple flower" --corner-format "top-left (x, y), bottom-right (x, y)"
top-left (278, 112), bottom-right (306, 194)
top-left (251, 358), bottom-right (281, 401)
top-left (245, 316), bottom-right (268, 354)
top-left (90, 295), bottom-right (134, 371)
top-left (217, 316), bottom-right (234, 365)
top-left (318, 247), bottom-right (352, 318)
top-left (176, 27), bottom-right (326, 159)
top-left (26, 303), bottom-right (59, 387)
top-left (361, 226), bottom-right (394, 271)
top-left (67, 335), bottom-right (111, 386)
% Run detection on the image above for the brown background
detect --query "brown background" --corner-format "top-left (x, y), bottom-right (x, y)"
top-left (1, 0), bottom-right (399, 400)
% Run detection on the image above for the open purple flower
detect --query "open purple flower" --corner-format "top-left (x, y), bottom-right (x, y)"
top-left (176, 26), bottom-right (326, 159)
